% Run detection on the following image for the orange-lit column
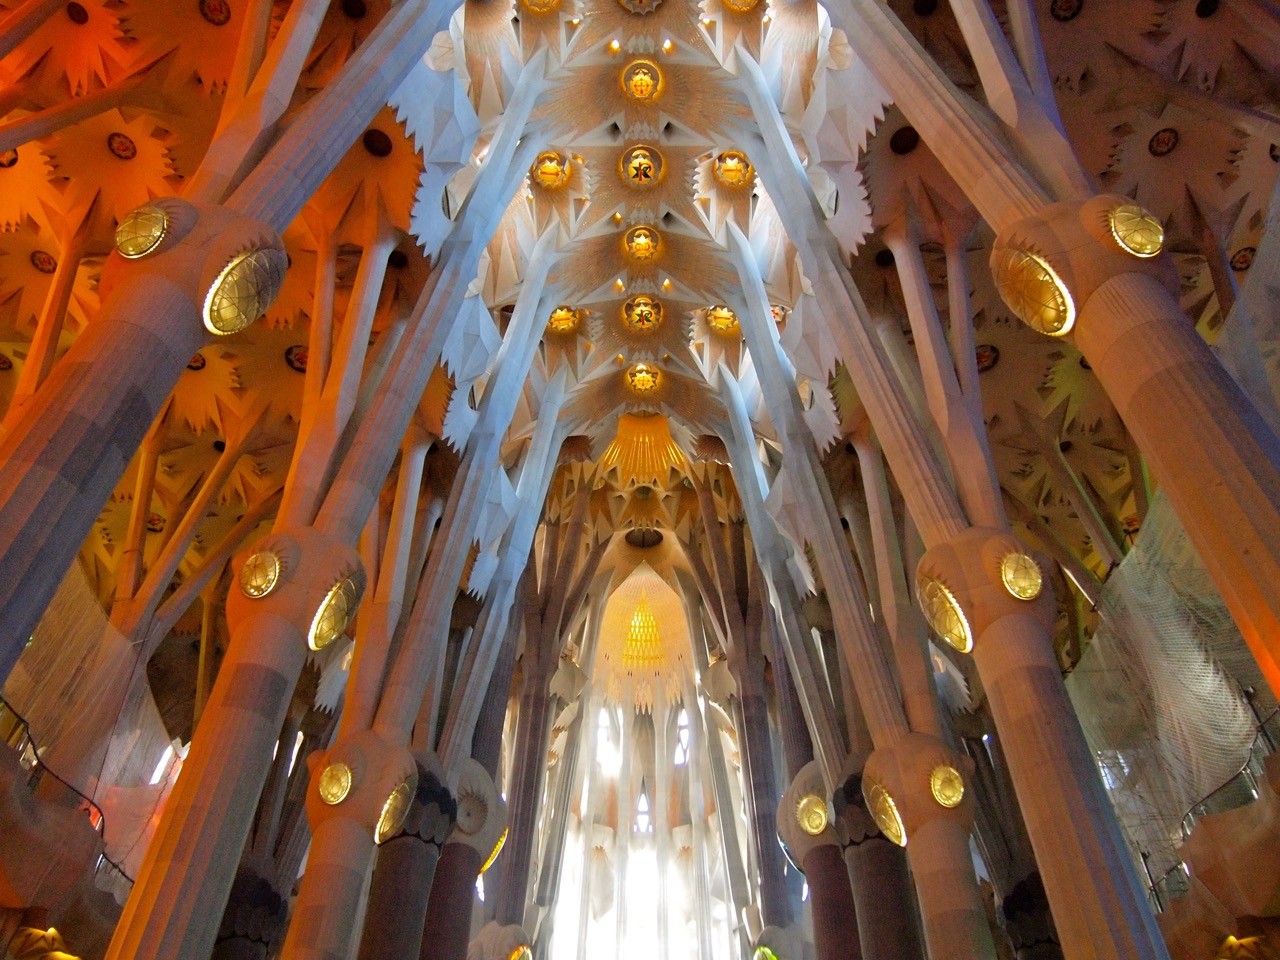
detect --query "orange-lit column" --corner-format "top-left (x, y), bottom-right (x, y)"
top-left (0, 198), bottom-right (284, 684)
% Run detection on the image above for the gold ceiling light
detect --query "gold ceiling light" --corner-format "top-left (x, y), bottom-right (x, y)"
top-left (546, 305), bottom-right (579, 334)
top-left (375, 780), bottom-right (413, 844)
top-left (863, 777), bottom-right (906, 846)
top-left (115, 204), bottom-right (169, 259)
top-left (706, 305), bottom-right (739, 333)
top-left (929, 764), bottom-right (965, 808)
top-left (623, 592), bottom-right (663, 669)
top-left (713, 151), bottom-right (753, 188)
top-left (308, 570), bottom-right (367, 651)
top-left (916, 575), bottom-right (973, 654)
top-left (623, 295), bottom-right (663, 331)
top-left (521, 0), bottom-right (560, 12)
top-left (722, 0), bottom-right (760, 12)
top-left (239, 550), bottom-right (281, 598)
top-left (204, 248), bottom-right (288, 336)
top-left (626, 362), bottom-right (661, 395)
top-left (620, 144), bottom-right (663, 188)
top-left (1108, 203), bottom-right (1164, 258)
top-left (599, 413), bottom-right (687, 483)
top-left (1000, 552), bottom-right (1043, 600)
top-left (621, 60), bottom-right (663, 102)
top-left (796, 794), bottom-right (829, 836)
top-left (317, 762), bottom-right (354, 805)
top-left (991, 248), bottom-right (1075, 336)
top-left (624, 225), bottom-right (662, 262)
top-left (531, 151), bottom-right (572, 190)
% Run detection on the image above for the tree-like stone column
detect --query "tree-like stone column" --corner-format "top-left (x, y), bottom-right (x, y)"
top-left (993, 195), bottom-right (1280, 695)
top-left (104, 526), bottom-right (361, 960)
top-left (0, 198), bottom-right (285, 683)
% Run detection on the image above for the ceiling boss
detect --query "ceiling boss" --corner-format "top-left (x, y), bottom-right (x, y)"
top-left (620, 144), bottom-right (664, 188)
top-left (624, 295), bottom-right (664, 332)
top-left (621, 60), bottom-right (663, 103)
top-left (624, 225), bottom-right (662, 262)
top-left (531, 151), bottom-right (572, 190)
top-left (713, 150), bottom-right (753, 188)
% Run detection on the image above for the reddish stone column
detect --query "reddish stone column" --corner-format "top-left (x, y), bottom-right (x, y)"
top-left (804, 843), bottom-right (863, 960)
top-left (420, 843), bottom-right (485, 960)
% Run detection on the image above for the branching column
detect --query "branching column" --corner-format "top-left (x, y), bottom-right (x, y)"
top-left (104, 105), bottom-right (540, 960)
top-left (723, 224), bottom-right (996, 960)
top-left (735, 48), bottom-right (1168, 959)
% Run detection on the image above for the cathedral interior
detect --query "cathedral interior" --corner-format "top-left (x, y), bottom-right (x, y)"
top-left (3, 0), bottom-right (1280, 959)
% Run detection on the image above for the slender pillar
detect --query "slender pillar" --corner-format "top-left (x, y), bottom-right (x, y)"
top-left (421, 842), bottom-right (485, 960)
top-left (493, 668), bottom-right (555, 927)
top-left (357, 763), bottom-right (456, 960)
top-left (805, 845), bottom-right (862, 960)
top-left (734, 658), bottom-right (794, 929)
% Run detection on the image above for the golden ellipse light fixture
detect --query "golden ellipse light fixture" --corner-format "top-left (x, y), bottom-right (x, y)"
top-left (916, 575), bottom-right (973, 654)
top-left (481, 825), bottom-right (509, 873)
top-left (621, 60), bottom-right (663, 102)
top-left (317, 762), bottom-right (353, 805)
top-left (864, 778), bottom-right (906, 847)
top-left (627, 362), bottom-right (661, 395)
top-left (307, 570), bottom-right (367, 651)
top-left (930, 764), bottom-right (965, 809)
top-left (547, 305), bottom-right (579, 334)
top-left (1108, 203), bottom-right (1164, 258)
top-left (706, 305), bottom-right (739, 333)
top-left (239, 550), bottom-right (282, 599)
top-left (722, 0), bottom-right (760, 11)
top-left (204, 247), bottom-right (288, 336)
top-left (531, 151), bottom-right (572, 190)
top-left (375, 780), bottom-right (413, 844)
top-left (1000, 552), bottom-right (1044, 601)
top-left (991, 248), bottom-right (1076, 337)
top-left (115, 204), bottom-right (169, 259)
top-left (624, 225), bottom-right (661, 262)
top-left (796, 794), bottom-right (829, 836)
top-left (713, 150), bottom-right (753, 188)
top-left (508, 947), bottom-right (533, 960)
top-left (521, 0), bottom-right (559, 12)
top-left (620, 144), bottom-right (663, 188)
top-left (624, 295), bottom-right (663, 331)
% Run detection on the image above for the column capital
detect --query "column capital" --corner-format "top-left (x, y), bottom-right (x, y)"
top-left (914, 527), bottom-right (1055, 655)
top-left (101, 197), bottom-right (286, 339)
top-left (400, 753), bottom-right (457, 848)
top-left (860, 732), bottom-right (977, 848)
top-left (303, 728), bottom-right (419, 842)
top-left (445, 758), bottom-right (509, 873)
top-left (776, 760), bottom-right (840, 859)
top-left (227, 526), bottom-right (366, 650)
top-left (990, 194), bottom-right (1177, 341)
